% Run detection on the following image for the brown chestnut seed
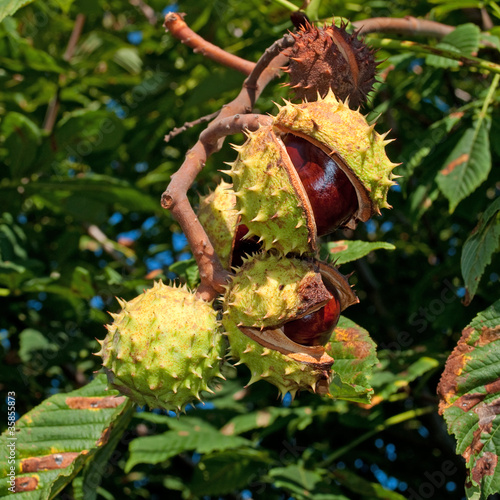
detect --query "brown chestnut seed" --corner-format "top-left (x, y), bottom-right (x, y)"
top-left (283, 134), bottom-right (358, 236)
top-left (231, 224), bottom-right (262, 268)
top-left (283, 288), bottom-right (341, 346)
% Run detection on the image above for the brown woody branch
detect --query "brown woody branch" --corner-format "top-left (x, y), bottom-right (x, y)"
top-left (160, 13), bottom-right (462, 301)
top-left (165, 111), bottom-right (220, 143)
top-left (199, 114), bottom-right (273, 144)
top-left (161, 28), bottom-right (294, 301)
top-left (164, 12), bottom-right (256, 75)
top-left (352, 16), bottom-right (453, 38)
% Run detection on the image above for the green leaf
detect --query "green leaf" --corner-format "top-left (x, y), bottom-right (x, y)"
top-left (400, 111), bottom-right (464, 181)
top-left (372, 356), bottom-right (440, 402)
top-left (430, 1), bottom-right (480, 17)
top-left (0, 374), bottom-right (132, 498)
top-left (324, 240), bottom-right (395, 265)
top-left (0, 212), bottom-right (28, 262)
top-left (50, 0), bottom-right (74, 14)
top-left (71, 266), bottom-right (95, 299)
top-left (169, 258), bottom-right (200, 288)
top-left (18, 328), bottom-right (54, 363)
top-left (268, 465), bottom-right (324, 499)
top-left (219, 407), bottom-right (290, 436)
top-left (331, 468), bottom-right (407, 500)
top-left (436, 119), bottom-right (491, 213)
top-left (0, 0), bottom-right (36, 23)
top-left (25, 175), bottom-right (160, 213)
top-left (113, 47), bottom-right (142, 74)
top-left (443, 23), bottom-right (480, 54)
top-left (53, 110), bottom-right (125, 156)
top-left (304, 0), bottom-right (321, 20)
top-left (22, 43), bottom-right (65, 73)
top-left (426, 24), bottom-right (480, 68)
top-left (125, 418), bottom-right (252, 473)
top-left (189, 448), bottom-right (272, 496)
top-left (327, 317), bottom-right (378, 403)
top-left (437, 300), bottom-right (500, 498)
top-left (0, 112), bottom-right (41, 177)
top-left (74, 396), bottom-right (134, 500)
top-left (426, 42), bottom-right (461, 69)
top-left (461, 198), bottom-right (500, 305)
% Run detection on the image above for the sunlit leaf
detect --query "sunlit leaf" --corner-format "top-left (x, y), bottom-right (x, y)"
top-left (0, 0), bottom-right (36, 23)
top-left (169, 258), bottom-right (200, 288)
top-left (437, 300), bottom-right (500, 498)
top-left (324, 240), bottom-right (395, 265)
top-left (436, 119), bottom-right (491, 213)
top-left (372, 356), bottom-right (440, 404)
top-left (113, 47), bottom-right (142, 74)
top-left (0, 375), bottom-right (132, 498)
top-left (327, 316), bottom-right (378, 403)
top-left (461, 198), bottom-right (500, 305)
top-left (426, 24), bottom-right (480, 68)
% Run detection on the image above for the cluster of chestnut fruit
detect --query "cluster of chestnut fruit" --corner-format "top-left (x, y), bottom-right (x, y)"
top-left (200, 90), bottom-right (396, 357)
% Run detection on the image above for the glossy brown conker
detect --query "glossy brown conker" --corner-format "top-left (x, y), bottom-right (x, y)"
top-left (283, 134), bottom-right (358, 236)
top-left (283, 288), bottom-right (341, 346)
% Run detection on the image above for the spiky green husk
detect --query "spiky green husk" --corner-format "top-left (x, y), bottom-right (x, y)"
top-left (227, 126), bottom-right (315, 255)
top-left (274, 90), bottom-right (398, 214)
top-left (97, 281), bottom-right (225, 412)
top-left (223, 253), bottom-right (331, 330)
top-left (224, 317), bottom-right (331, 398)
top-left (197, 181), bottom-right (238, 270)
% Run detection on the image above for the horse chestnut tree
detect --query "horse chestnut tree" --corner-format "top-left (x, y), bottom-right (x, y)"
top-left (2, 3), bottom-right (499, 500)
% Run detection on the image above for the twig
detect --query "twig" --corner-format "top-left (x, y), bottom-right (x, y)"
top-left (129, 0), bottom-right (157, 25)
top-left (43, 14), bottom-right (86, 132)
top-left (165, 111), bottom-right (220, 143)
top-left (63, 13), bottom-right (86, 61)
top-left (161, 33), bottom-right (294, 301)
top-left (353, 15), bottom-right (497, 49)
top-left (352, 16), bottom-right (454, 38)
top-left (86, 224), bottom-right (133, 270)
top-left (480, 8), bottom-right (494, 30)
top-left (198, 114), bottom-right (273, 144)
top-left (42, 91), bottom-right (60, 133)
top-left (164, 12), bottom-right (256, 75)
